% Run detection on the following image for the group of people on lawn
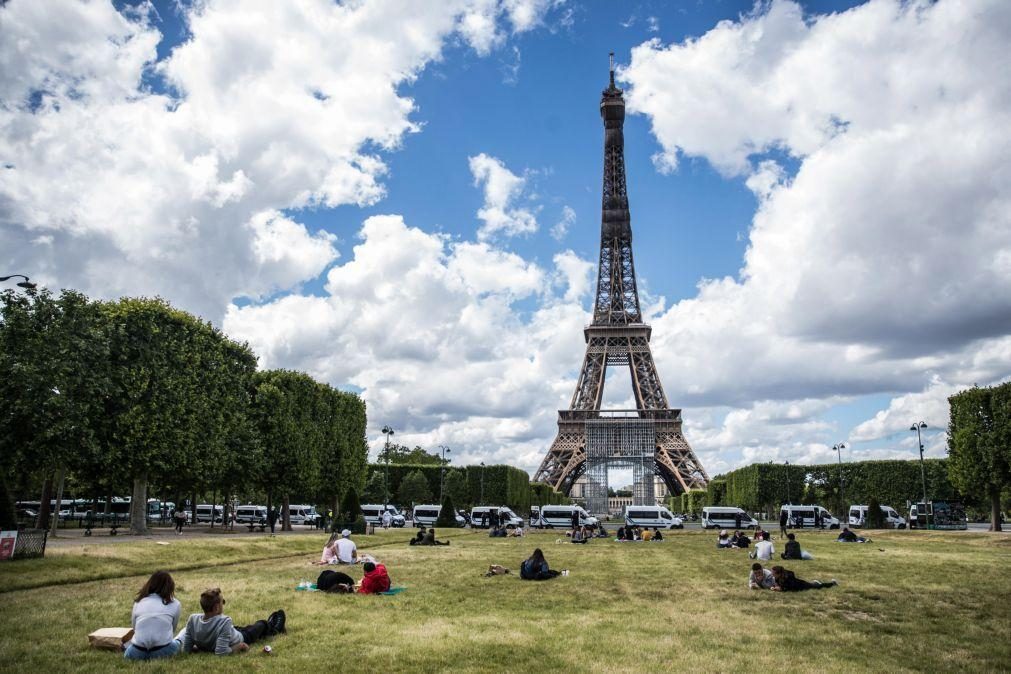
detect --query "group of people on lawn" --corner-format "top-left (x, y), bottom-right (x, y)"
top-left (715, 525), bottom-right (839, 592)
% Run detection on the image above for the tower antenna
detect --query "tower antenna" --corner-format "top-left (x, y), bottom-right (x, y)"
top-left (609, 52), bottom-right (615, 86)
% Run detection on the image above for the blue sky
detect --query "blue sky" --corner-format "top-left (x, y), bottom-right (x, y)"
top-left (3, 0), bottom-right (1009, 478)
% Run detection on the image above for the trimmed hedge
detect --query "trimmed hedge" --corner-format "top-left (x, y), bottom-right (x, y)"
top-left (366, 463), bottom-right (536, 513)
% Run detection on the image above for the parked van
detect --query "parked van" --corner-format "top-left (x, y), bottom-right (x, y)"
top-left (534, 505), bottom-right (598, 529)
top-left (848, 504), bottom-right (906, 528)
top-left (361, 504), bottom-right (406, 527)
top-left (624, 505), bottom-right (684, 530)
top-left (469, 506), bottom-right (524, 528)
top-left (287, 504), bottom-right (320, 526)
top-left (780, 504), bottom-right (840, 529)
top-left (701, 507), bottom-right (758, 530)
top-left (195, 504), bottom-right (224, 524)
top-left (412, 504), bottom-right (465, 528)
top-left (529, 506), bottom-right (540, 528)
top-left (235, 505), bottom-right (267, 524)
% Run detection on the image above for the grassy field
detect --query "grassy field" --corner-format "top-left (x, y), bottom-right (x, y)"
top-left (0, 528), bottom-right (1008, 673)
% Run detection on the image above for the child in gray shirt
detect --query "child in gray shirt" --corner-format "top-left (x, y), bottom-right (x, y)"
top-left (179, 588), bottom-right (285, 655)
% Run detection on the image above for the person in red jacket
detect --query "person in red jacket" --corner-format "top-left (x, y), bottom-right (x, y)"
top-left (358, 561), bottom-right (391, 594)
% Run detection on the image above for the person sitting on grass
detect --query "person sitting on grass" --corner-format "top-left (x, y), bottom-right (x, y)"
top-left (409, 527), bottom-right (427, 546)
top-left (748, 562), bottom-right (776, 590)
top-left (313, 534), bottom-right (340, 565)
top-left (837, 527), bottom-right (869, 543)
top-left (651, 527), bottom-right (663, 542)
top-left (334, 529), bottom-right (359, 563)
top-left (571, 526), bottom-right (588, 544)
top-left (770, 565), bottom-right (837, 591)
top-left (734, 530), bottom-right (751, 549)
top-left (489, 525), bottom-right (507, 538)
top-left (520, 548), bottom-right (562, 581)
top-left (615, 526), bottom-right (627, 541)
top-left (509, 525), bottom-right (525, 537)
top-left (750, 534), bottom-right (775, 561)
top-left (179, 588), bottom-right (285, 655)
top-left (358, 561), bottom-right (391, 594)
top-left (641, 528), bottom-right (653, 542)
top-left (317, 569), bottom-right (355, 594)
top-left (422, 528), bottom-right (451, 545)
top-left (717, 530), bottom-right (733, 549)
top-left (781, 533), bottom-right (814, 560)
top-left (124, 571), bottom-right (181, 661)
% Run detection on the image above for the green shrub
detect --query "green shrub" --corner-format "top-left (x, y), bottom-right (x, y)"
top-left (436, 494), bottom-right (460, 527)
top-left (866, 496), bottom-right (886, 529)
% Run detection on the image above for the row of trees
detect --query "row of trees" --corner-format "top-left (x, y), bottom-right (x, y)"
top-left (0, 289), bottom-right (368, 534)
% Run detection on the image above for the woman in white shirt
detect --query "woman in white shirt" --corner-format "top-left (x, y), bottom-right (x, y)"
top-left (124, 571), bottom-right (182, 660)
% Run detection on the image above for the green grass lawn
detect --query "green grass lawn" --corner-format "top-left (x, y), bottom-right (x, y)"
top-left (0, 528), bottom-right (1008, 673)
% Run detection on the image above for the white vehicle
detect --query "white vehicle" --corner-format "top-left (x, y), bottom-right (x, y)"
top-left (624, 505), bottom-right (684, 530)
top-left (361, 504), bottom-right (406, 527)
top-left (287, 504), bottom-right (320, 526)
top-left (780, 504), bottom-right (840, 529)
top-left (235, 505), bottom-right (267, 524)
top-left (195, 504), bottom-right (224, 524)
top-left (529, 506), bottom-right (540, 528)
top-left (701, 507), bottom-right (758, 530)
top-left (849, 504), bottom-right (906, 529)
top-left (412, 504), bottom-right (465, 528)
top-left (469, 506), bottom-right (524, 528)
top-left (534, 505), bottom-right (598, 529)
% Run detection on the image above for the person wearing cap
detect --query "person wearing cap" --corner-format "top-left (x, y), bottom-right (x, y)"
top-left (717, 530), bottom-right (733, 549)
top-left (334, 529), bottom-right (359, 564)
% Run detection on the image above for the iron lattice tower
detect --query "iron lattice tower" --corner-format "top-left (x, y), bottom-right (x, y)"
top-left (533, 56), bottom-right (708, 513)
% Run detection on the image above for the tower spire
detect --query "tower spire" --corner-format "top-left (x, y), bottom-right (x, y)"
top-left (609, 51), bottom-right (615, 87)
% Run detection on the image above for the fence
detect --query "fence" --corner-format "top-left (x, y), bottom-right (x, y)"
top-left (13, 529), bottom-right (48, 560)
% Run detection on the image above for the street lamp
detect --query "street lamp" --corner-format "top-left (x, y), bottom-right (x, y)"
top-left (0, 274), bottom-right (37, 289)
top-left (438, 445), bottom-right (451, 502)
top-left (910, 421), bottom-right (929, 529)
top-left (832, 443), bottom-right (847, 511)
top-left (479, 462), bottom-right (485, 505)
top-left (381, 425), bottom-right (394, 509)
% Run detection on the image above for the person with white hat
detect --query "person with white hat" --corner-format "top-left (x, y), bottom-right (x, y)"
top-left (334, 529), bottom-right (359, 564)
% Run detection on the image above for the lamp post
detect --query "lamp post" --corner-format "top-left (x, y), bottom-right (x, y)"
top-left (479, 462), bottom-right (485, 505)
top-left (439, 445), bottom-right (451, 502)
top-left (381, 425), bottom-right (394, 510)
top-left (784, 461), bottom-right (791, 505)
top-left (0, 274), bottom-right (37, 289)
top-left (910, 421), bottom-right (929, 529)
top-left (832, 443), bottom-right (847, 512)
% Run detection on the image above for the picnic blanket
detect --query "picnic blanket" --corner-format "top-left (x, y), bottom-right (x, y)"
top-left (379, 587), bottom-right (406, 595)
top-left (296, 583), bottom-right (406, 595)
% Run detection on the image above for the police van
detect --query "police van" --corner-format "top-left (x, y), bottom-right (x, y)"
top-left (287, 504), bottom-right (320, 526)
top-left (469, 506), bottom-right (524, 528)
top-left (412, 504), bottom-right (465, 527)
top-left (195, 504), bottom-right (224, 523)
top-left (235, 505), bottom-right (267, 524)
top-left (701, 506), bottom-right (758, 530)
top-left (848, 504), bottom-right (906, 528)
top-left (779, 504), bottom-right (840, 529)
top-left (624, 505), bottom-right (684, 529)
top-left (533, 505), bottom-right (598, 529)
top-left (361, 504), bottom-right (406, 527)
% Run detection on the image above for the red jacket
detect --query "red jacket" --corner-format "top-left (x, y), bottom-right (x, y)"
top-left (358, 564), bottom-right (391, 594)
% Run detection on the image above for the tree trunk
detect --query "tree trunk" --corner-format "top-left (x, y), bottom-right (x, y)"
top-left (210, 490), bottom-right (216, 529)
top-left (0, 472), bottom-right (17, 530)
top-left (190, 492), bottom-right (197, 524)
top-left (130, 472), bottom-right (149, 535)
top-left (104, 494), bottom-right (112, 515)
top-left (50, 467), bottom-right (67, 538)
top-left (991, 487), bottom-right (1003, 532)
top-left (37, 475), bottom-right (53, 530)
top-left (282, 494), bottom-right (291, 532)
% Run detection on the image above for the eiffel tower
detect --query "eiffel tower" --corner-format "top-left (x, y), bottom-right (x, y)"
top-left (533, 55), bottom-right (708, 513)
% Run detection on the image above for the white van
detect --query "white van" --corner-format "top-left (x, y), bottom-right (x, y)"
top-left (195, 504), bottom-right (224, 524)
top-left (235, 505), bottom-right (267, 524)
top-left (534, 505), bottom-right (598, 529)
top-left (361, 504), bottom-right (406, 527)
top-left (849, 504), bottom-right (906, 529)
top-left (624, 505), bottom-right (684, 530)
top-left (780, 504), bottom-right (840, 529)
top-left (701, 507), bottom-right (758, 530)
top-left (412, 504), bottom-right (465, 528)
top-left (469, 506), bottom-right (524, 528)
top-left (287, 504), bottom-right (320, 526)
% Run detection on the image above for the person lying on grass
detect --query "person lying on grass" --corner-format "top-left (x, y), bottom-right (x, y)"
top-left (358, 561), bottom-right (391, 594)
top-left (179, 588), bottom-right (285, 655)
top-left (769, 566), bottom-right (837, 591)
top-left (409, 527), bottom-right (427, 545)
top-left (836, 527), bottom-right (869, 543)
top-left (420, 528), bottom-right (450, 545)
top-left (124, 571), bottom-right (181, 661)
top-left (748, 563), bottom-right (777, 590)
top-left (520, 548), bottom-right (563, 581)
top-left (317, 569), bottom-right (355, 593)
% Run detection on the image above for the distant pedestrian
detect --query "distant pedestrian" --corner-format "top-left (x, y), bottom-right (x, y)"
top-left (172, 508), bottom-right (186, 535)
top-left (382, 510), bottom-right (392, 529)
top-left (571, 510), bottom-right (580, 531)
top-left (267, 507), bottom-right (279, 535)
top-left (779, 510), bottom-right (788, 538)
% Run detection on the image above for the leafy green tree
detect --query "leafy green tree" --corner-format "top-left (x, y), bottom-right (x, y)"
top-left (444, 470), bottom-right (470, 510)
top-left (948, 383), bottom-right (1011, 532)
top-left (398, 469), bottom-right (432, 508)
top-left (379, 443), bottom-right (448, 465)
top-left (361, 471), bottom-right (386, 504)
top-left (436, 493), bottom-right (459, 527)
